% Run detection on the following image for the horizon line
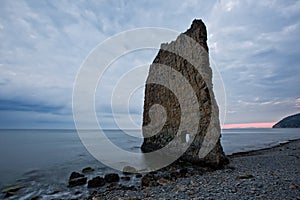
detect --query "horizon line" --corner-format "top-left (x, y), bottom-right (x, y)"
top-left (0, 124), bottom-right (278, 130)
top-left (222, 122), bottom-right (276, 129)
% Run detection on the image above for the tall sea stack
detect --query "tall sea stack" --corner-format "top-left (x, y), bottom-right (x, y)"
top-left (141, 19), bottom-right (228, 168)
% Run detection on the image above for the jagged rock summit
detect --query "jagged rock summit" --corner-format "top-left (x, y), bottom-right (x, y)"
top-left (273, 113), bottom-right (300, 128)
top-left (141, 19), bottom-right (228, 168)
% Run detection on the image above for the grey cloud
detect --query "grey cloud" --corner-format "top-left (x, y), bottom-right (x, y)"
top-left (0, 0), bottom-right (299, 128)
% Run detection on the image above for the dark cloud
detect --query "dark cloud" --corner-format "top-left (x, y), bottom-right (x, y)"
top-left (0, 0), bottom-right (299, 128)
top-left (0, 99), bottom-right (67, 114)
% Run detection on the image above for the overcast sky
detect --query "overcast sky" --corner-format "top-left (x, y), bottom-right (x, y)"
top-left (0, 0), bottom-right (299, 129)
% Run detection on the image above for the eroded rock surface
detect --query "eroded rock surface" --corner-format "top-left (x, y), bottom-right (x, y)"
top-left (141, 19), bottom-right (228, 168)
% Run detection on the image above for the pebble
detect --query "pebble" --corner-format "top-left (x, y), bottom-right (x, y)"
top-left (81, 140), bottom-right (300, 200)
top-left (236, 174), bottom-right (254, 179)
top-left (290, 184), bottom-right (298, 190)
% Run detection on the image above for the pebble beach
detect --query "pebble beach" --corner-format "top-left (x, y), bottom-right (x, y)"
top-left (89, 139), bottom-right (300, 200)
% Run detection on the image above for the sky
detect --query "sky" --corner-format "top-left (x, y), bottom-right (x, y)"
top-left (0, 0), bottom-right (299, 129)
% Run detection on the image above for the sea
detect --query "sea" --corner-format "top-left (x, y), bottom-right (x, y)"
top-left (0, 128), bottom-right (299, 199)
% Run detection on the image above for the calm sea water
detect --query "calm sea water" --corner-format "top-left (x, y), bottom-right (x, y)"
top-left (0, 128), bottom-right (299, 199)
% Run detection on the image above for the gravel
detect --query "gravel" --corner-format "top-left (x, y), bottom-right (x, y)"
top-left (88, 139), bottom-right (300, 200)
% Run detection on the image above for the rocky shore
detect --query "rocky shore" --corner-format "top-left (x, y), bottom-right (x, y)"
top-left (87, 139), bottom-right (300, 200)
top-left (2, 139), bottom-right (299, 199)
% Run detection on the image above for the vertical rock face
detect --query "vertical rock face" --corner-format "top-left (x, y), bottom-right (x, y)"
top-left (141, 19), bottom-right (228, 168)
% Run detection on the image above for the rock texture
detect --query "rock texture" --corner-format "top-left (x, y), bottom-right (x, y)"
top-left (68, 172), bottom-right (87, 187)
top-left (273, 113), bottom-right (300, 128)
top-left (87, 176), bottom-right (106, 188)
top-left (141, 19), bottom-right (228, 168)
top-left (104, 173), bottom-right (120, 183)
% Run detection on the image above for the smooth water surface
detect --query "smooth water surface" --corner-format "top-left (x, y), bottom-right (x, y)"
top-left (0, 128), bottom-right (299, 199)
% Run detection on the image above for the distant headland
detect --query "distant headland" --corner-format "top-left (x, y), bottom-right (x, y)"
top-left (273, 113), bottom-right (300, 128)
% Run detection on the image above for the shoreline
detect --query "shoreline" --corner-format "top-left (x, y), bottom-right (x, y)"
top-left (89, 139), bottom-right (300, 200)
top-left (1, 138), bottom-right (299, 199)
top-left (229, 138), bottom-right (300, 157)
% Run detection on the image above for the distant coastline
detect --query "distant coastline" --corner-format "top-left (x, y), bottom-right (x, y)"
top-left (273, 113), bottom-right (300, 128)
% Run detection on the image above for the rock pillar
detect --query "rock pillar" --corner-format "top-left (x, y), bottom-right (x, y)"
top-left (141, 19), bottom-right (228, 168)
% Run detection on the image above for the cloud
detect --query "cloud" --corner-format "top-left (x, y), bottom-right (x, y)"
top-left (220, 0), bottom-right (240, 12)
top-left (205, 0), bottom-right (300, 124)
top-left (0, 0), bottom-right (299, 128)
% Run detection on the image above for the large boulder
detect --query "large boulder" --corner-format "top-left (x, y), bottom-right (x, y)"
top-left (68, 171), bottom-right (87, 187)
top-left (141, 19), bottom-right (228, 168)
top-left (88, 176), bottom-right (106, 188)
top-left (104, 173), bottom-right (120, 183)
